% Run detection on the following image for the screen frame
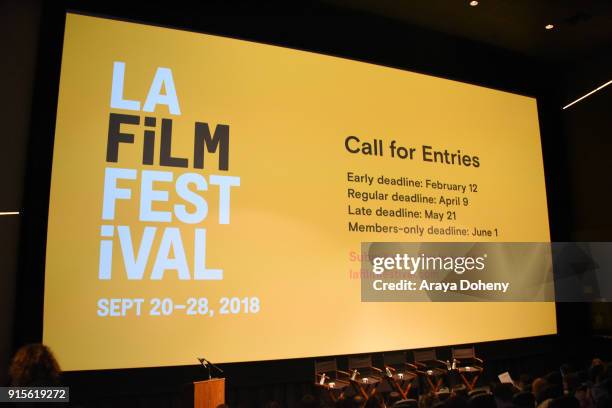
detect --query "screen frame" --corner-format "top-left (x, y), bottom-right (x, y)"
top-left (14, 2), bottom-right (571, 378)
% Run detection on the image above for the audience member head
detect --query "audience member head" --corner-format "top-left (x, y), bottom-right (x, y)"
top-left (560, 364), bottom-right (574, 378)
top-left (595, 394), bottom-right (611, 408)
top-left (387, 392), bottom-right (402, 406)
top-left (299, 394), bottom-right (318, 408)
top-left (335, 397), bottom-right (352, 408)
top-left (437, 390), bottom-right (450, 402)
top-left (536, 384), bottom-right (564, 405)
top-left (532, 377), bottom-right (548, 396)
top-left (451, 384), bottom-right (468, 400)
top-left (549, 396), bottom-right (580, 408)
top-left (588, 363), bottom-right (606, 384)
top-left (9, 343), bottom-right (61, 386)
top-left (419, 392), bottom-right (440, 408)
top-left (545, 371), bottom-right (563, 387)
top-left (352, 395), bottom-right (365, 408)
top-left (492, 383), bottom-right (516, 408)
top-left (513, 391), bottom-right (536, 408)
top-left (591, 374), bottom-right (612, 406)
top-left (563, 372), bottom-right (581, 394)
top-left (364, 397), bottom-right (380, 408)
top-left (443, 396), bottom-right (468, 408)
top-left (518, 373), bottom-right (534, 392)
top-left (468, 393), bottom-right (495, 408)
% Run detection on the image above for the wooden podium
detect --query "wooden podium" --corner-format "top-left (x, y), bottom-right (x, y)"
top-left (187, 378), bottom-right (225, 408)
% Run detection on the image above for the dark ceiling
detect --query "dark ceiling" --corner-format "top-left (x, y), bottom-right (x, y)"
top-left (324, 0), bottom-right (612, 61)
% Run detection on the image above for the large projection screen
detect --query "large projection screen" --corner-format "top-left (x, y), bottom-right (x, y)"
top-left (43, 13), bottom-right (556, 371)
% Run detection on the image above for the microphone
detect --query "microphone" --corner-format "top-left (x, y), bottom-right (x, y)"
top-left (197, 356), bottom-right (224, 375)
top-left (319, 373), bottom-right (328, 385)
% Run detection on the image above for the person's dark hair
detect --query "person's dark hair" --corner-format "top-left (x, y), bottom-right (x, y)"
top-left (352, 395), bottom-right (365, 408)
top-left (536, 384), bottom-right (564, 404)
top-left (560, 364), bottom-right (574, 377)
top-left (513, 391), bottom-right (535, 408)
top-left (336, 396), bottom-right (362, 408)
top-left (548, 396), bottom-right (580, 408)
top-left (443, 396), bottom-right (468, 408)
top-left (467, 393), bottom-right (495, 408)
top-left (492, 382), bottom-right (516, 403)
top-left (518, 373), bottom-right (534, 392)
top-left (299, 394), bottom-right (318, 408)
top-left (563, 372), bottom-right (582, 394)
top-left (387, 392), bottom-right (402, 406)
top-left (595, 394), bottom-right (611, 408)
top-left (8, 344), bottom-right (61, 386)
top-left (335, 397), bottom-right (352, 408)
top-left (605, 364), bottom-right (612, 381)
top-left (419, 392), bottom-right (440, 408)
top-left (437, 390), bottom-right (450, 402)
top-left (576, 369), bottom-right (589, 384)
top-left (451, 384), bottom-right (468, 400)
top-left (545, 371), bottom-right (563, 386)
top-left (364, 397), bottom-right (379, 408)
top-left (588, 364), bottom-right (606, 384)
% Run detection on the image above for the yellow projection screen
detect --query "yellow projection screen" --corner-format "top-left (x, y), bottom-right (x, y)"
top-left (44, 13), bottom-right (556, 371)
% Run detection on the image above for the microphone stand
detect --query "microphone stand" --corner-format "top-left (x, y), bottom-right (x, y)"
top-left (197, 358), bottom-right (211, 380)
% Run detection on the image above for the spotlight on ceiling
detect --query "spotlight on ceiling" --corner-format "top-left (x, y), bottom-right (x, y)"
top-left (545, 24), bottom-right (555, 30)
top-left (469, 1), bottom-right (479, 6)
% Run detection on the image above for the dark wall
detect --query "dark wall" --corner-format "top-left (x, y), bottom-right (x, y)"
top-left (556, 46), bottom-right (612, 341)
top-left (2, 0), bottom-right (610, 404)
top-left (0, 0), bottom-right (42, 386)
top-left (560, 50), bottom-right (612, 241)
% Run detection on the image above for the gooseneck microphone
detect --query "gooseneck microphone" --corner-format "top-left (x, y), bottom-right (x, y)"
top-left (197, 356), bottom-right (224, 376)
